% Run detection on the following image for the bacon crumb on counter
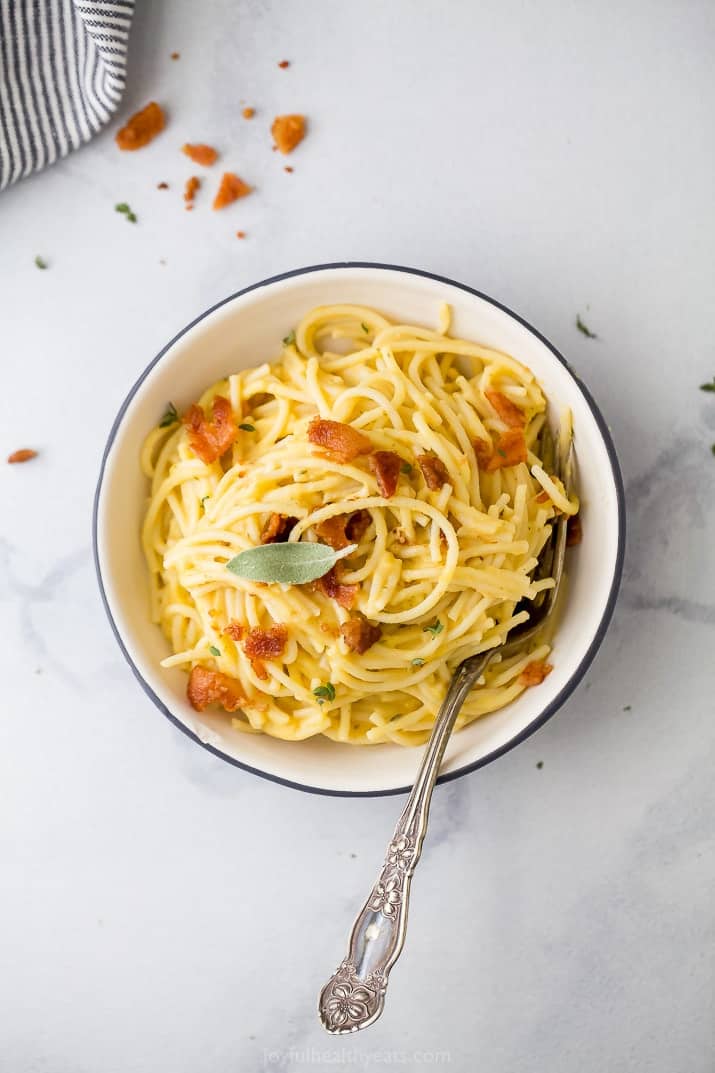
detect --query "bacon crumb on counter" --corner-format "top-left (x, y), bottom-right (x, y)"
top-left (261, 513), bottom-right (298, 543)
top-left (307, 417), bottom-right (372, 463)
top-left (284, 166), bottom-right (293, 173)
top-left (242, 107), bottom-right (255, 119)
top-left (316, 566), bottom-right (359, 609)
top-left (315, 509), bottom-right (370, 550)
top-left (157, 181), bottom-right (169, 189)
top-left (116, 101), bottom-right (165, 150)
top-left (170, 52), bottom-right (180, 60)
top-left (236, 231), bottom-right (246, 239)
top-left (223, 622), bottom-right (245, 642)
top-left (278, 59), bottom-right (290, 69)
top-left (7, 448), bottom-right (37, 464)
top-left (416, 452), bottom-right (450, 490)
top-left (213, 172), bottom-right (252, 209)
top-left (182, 143), bottom-right (218, 166)
top-left (183, 395), bottom-right (237, 463)
top-left (271, 114), bottom-right (305, 154)
top-left (369, 451), bottom-right (402, 498)
top-left (243, 624), bottom-right (288, 661)
top-left (341, 615), bottom-right (381, 654)
top-left (474, 430), bottom-right (527, 470)
top-left (187, 665), bottom-right (244, 712)
top-left (485, 389), bottom-right (526, 428)
top-left (184, 175), bottom-right (200, 206)
top-left (566, 514), bottom-right (583, 546)
top-left (518, 660), bottom-right (553, 687)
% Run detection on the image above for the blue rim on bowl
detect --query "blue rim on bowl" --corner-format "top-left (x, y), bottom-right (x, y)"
top-left (92, 262), bottom-right (626, 797)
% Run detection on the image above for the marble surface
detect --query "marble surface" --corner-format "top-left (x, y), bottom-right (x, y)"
top-left (1, 1), bottom-right (714, 1070)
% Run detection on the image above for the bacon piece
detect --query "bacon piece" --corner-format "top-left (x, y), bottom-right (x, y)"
top-left (243, 625), bottom-right (288, 661)
top-left (485, 389), bottom-right (525, 428)
top-left (369, 450), bottom-right (401, 498)
top-left (187, 665), bottom-right (244, 712)
top-left (536, 490), bottom-right (550, 503)
top-left (7, 448), bottom-right (37, 464)
top-left (317, 566), bottom-right (359, 609)
top-left (157, 181), bottom-right (169, 190)
top-left (182, 143), bottom-right (218, 166)
top-left (518, 660), bottom-right (553, 687)
top-left (271, 114), bottom-right (305, 154)
top-left (315, 510), bottom-right (371, 550)
top-left (242, 107), bottom-right (255, 119)
top-left (223, 621), bottom-right (245, 642)
top-left (473, 438), bottom-right (493, 469)
top-left (416, 453), bottom-right (450, 491)
top-left (213, 172), bottom-right (252, 209)
top-left (116, 101), bottom-right (165, 150)
top-left (307, 418), bottom-right (372, 463)
top-left (184, 175), bottom-right (200, 206)
top-left (261, 513), bottom-right (298, 544)
top-left (566, 514), bottom-right (583, 547)
top-left (485, 428), bottom-right (528, 471)
top-left (341, 615), bottom-right (381, 654)
top-left (277, 59), bottom-right (290, 69)
top-left (183, 395), bottom-right (237, 463)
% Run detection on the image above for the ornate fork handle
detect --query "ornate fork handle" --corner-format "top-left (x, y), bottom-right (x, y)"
top-left (318, 652), bottom-right (492, 1034)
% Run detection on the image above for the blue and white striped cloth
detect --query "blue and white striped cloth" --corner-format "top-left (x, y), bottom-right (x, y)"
top-left (0, 0), bottom-right (133, 191)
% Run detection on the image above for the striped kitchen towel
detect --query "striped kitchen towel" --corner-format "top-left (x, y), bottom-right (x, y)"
top-left (0, 0), bottom-right (134, 191)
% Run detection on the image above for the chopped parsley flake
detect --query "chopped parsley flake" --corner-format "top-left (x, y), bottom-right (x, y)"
top-left (313, 683), bottom-right (336, 704)
top-left (361, 322), bottom-right (369, 334)
top-left (622, 705), bottom-right (632, 711)
top-left (115, 202), bottom-right (137, 223)
top-left (34, 255), bottom-right (48, 269)
top-left (423, 620), bottom-right (444, 637)
top-left (159, 402), bottom-right (178, 428)
top-left (699, 377), bottom-right (715, 393)
top-left (576, 313), bottom-right (598, 339)
top-left (497, 447), bottom-right (507, 458)
top-left (536, 761), bottom-right (544, 769)
top-left (238, 423), bottom-right (256, 432)
top-left (711, 444), bottom-right (715, 456)
top-left (209, 645), bottom-right (220, 657)
top-left (400, 461), bottom-right (413, 475)
top-left (282, 330), bottom-right (296, 345)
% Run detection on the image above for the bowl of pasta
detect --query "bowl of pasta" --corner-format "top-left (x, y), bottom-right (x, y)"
top-left (93, 263), bottom-right (625, 795)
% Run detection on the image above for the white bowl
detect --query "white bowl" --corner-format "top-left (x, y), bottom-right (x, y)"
top-left (93, 263), bottom-right (625, 796)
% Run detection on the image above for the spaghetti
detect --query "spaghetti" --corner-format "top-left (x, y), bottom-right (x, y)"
top-left (141, 304), bottom-right (578, 746)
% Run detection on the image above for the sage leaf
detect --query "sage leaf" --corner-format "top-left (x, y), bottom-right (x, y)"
top-left (226, 541), bottom-right (356, 585)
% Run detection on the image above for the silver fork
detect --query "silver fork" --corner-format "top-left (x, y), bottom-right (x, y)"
top-left (318, 426), bottom-right (573, 1034)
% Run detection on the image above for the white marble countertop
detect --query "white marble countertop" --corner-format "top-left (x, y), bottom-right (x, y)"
top-left (2, 2), bottom-right (713, 1070)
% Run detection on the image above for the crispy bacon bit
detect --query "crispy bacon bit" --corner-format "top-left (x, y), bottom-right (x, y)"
top-left (184, 175), bottom-right (200, 206)
top-left (536, 490), bottom-right (550, 503)
top-left (183, 395), bottom-right (237, 463)
top-left (170, 52), bottom-right (180, 60)
top-left (236, 230), bottom-right (246, 239)
top-left (307, 418), bottom-right (372, 463)
top-left (317, 566), bottom-right (359, 610)
top-left (271, 114), bottom-right (306, 154)
top-left (320, 623), bottom-right (340, 638)
top-left (473, 438), bottom-right (493, 469)
top-left (341, 615), bottom-right (381, 654)
top-left (369, 450), bottom-right (401, 498)
top-left (315, 510), bottom-right (370, 551)
top-left (518, 660), bottom-right (553, 687)
top-left (223, 621), bottom-right (245, 642)
top-left (417, 452), bottom-right (450, 491)
top-left (7, 448), bottom-right (37, 464)
top-left (243, 625), bottom-right (288, 661)
top-left (187, 665), bottom-right (244, 712)
top-left (213, 171), bottom-right (252, 209)
top-left (261, 513), bottom-right (298, 543)
top-left (278, 59), bottom-right (290, 69)
top-left (485, 389), bottom-right (526, 428)
top-left (486, 428), bottom-right (528, 472)
top-left (116, 101), bottom-right (165, 151)
top-left (566, 514), bottom-right (583, 547)
top-left (284, 165), bottom-right (294, 173)
top-left (242, 107), bottom-right (255, 119)
top-left (157, 181), bottom-right (169, 190)
top-left (182, 143), bottom-right (218, 166)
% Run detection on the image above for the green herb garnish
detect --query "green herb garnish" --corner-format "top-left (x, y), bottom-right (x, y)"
top-left (711, 444), bottom-right (715, 456)
top-left (209, 645), bottom-right (220, 657)
top-left (361, 322), bottom-right (369, 334)
top-left (576, 314), bottom-right (597, 339)
top-left (115, 202), bottom-right (137, 223)
top-left (227, 541), bottom-right (356, 585)
top-left (282, 330), bottom-right (296, 345)
top-left (411, 658), bottom-right (425, 667)
top-left (127, 211), bottom-right (137, 223)
top-left (536, 761), bottom-right (544, 769)
top-left (400, 461), bottom-right (413, 475)
top-left (423, 620), bottom-right (444, 637)
top-left (700, 377), bottom-right (715, 393)
top-left (313, 683), bottom-right (336, 704)
top-left (497, 448), bottom-right (507, 458)
top-left (159, 402), bottom-right (178, 428)
top-left (622, 705), bottom-right (631, 712)
top-left (34, 256), bottom-right (48, 270)
top-left (238, 423), bottom-right (255, 432)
